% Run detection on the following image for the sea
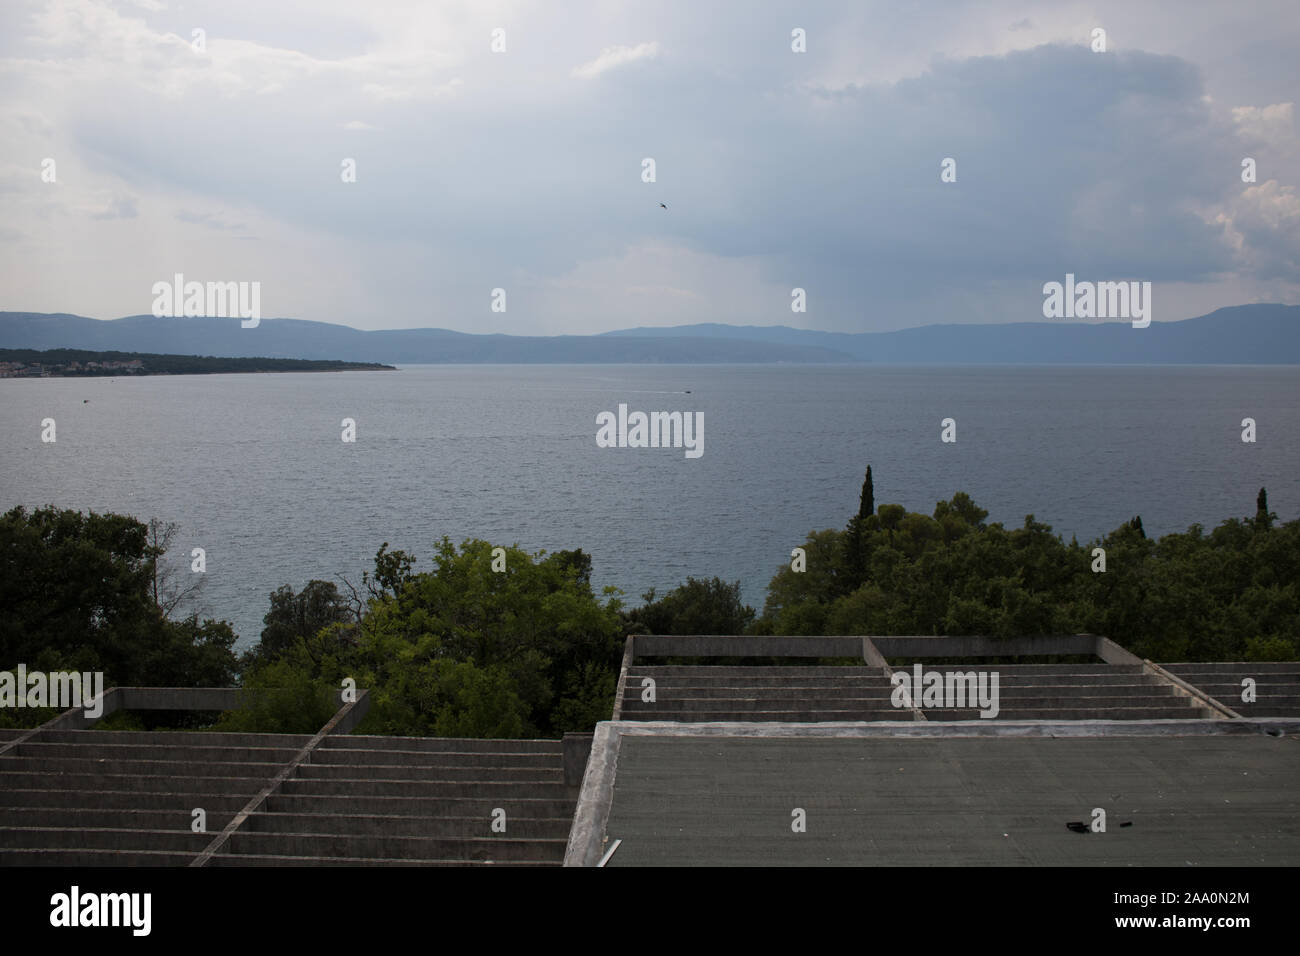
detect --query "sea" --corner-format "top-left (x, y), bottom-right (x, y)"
top-left (2, 364), bottom-right (1297, 649)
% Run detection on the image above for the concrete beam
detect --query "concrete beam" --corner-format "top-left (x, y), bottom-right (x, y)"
top-left (1143, 660), bottom-right (1242, 719)
top-left (327, 689), bottom-right (371, 735)
top-left (632, 635), bottom-right (865, 658)
top-left (873, 635), bottom-right (1100, 658)
top-left (611, 637), bottom-right (634, 720)
top-left (0, 687), bottom-right (123, 757)
top-left (563, 722), bottom-right (623, 867)
top-left (605, 717), bottom-right (1300, 740)
top-left (861, 638), bottom-right (888, 668)
top-left (1094, 636), bottom-right (1144, 666)
top-left (861, 639), bottom-right (925, 721)
top-left (189, 689), bottom-right (370, 867)
top-left (630, 634), bottom-right (1112, 660)
top-left (116, 687), bottom-right (243, 711)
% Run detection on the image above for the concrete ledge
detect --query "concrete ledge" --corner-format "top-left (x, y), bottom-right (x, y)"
top-left (611, 637), bottom-right (634, 720)
top-left (630, 634), bottom-right (1107, 660)
top-left (632, 635), bottom-right (865, 658)
top-left (874, 634), bottom-right (1100, 658)
top-left (603, 718), bottom-right (1300, 738)
top-left (563, 722), bottom-right (623, 867)
top-left (117, 687), bottom-right (243, 711)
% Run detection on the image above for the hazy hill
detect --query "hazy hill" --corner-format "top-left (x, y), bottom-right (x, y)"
top-left (1, 304), bottom-right (1296, 364)
top-left (0, 313), bottom-right (849, 364)
top-left (604, 305), bottom-right (1300, 364)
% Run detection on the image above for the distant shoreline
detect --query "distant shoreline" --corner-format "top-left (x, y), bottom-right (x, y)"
top-left (0, 348), bottom-right (394, 378)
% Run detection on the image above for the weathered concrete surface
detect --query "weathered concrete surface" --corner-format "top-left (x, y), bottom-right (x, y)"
top-left (618, 664), bottom-right (1209, 722)
top-left (631, 633), bottom-right (1104, 660)
top-left (563, 733), bottom-right (594, 787)
top-left (0, 730), bottom-right (576, 866)
top-left (1165, 663), bottom-right (1300, 718)
top-left (633, 635), bottom-right (865, 658)
top-left (1, 692), bottom-right (576, 866)
top-left (873, 634), bottom-right (1099, 658)
top-left (564, 722), bottom-right (622, 868)
top-left (1095, 636), bottom-right (1143, 666)
top-left (611, 637), bottom-right (635, 720)
top-left (191, 688), bottom-right (369, 866)
top-left (599, 731), bottom-right (1300, 866)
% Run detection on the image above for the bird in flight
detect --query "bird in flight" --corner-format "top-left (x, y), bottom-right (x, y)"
top-left (659, 202), bottom-right (667, 209)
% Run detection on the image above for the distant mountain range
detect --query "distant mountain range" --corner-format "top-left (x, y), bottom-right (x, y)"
top-left (1, 305), bottom-right (1297, 364)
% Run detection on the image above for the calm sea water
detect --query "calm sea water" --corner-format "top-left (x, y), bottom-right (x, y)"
top-left (2, 364), bottom-right (1297, 648)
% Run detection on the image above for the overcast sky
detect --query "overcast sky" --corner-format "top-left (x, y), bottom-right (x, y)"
top-left (1, 0), bottom-right (1297, 334)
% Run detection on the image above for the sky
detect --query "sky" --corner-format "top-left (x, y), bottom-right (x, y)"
top-left (0, 0), bottom-right (1297, 335)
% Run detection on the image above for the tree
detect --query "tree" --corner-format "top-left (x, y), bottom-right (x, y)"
top-left (251, 580), bottom-right (353, 664)
top-left (146, 518), bottom-right (204, 617)
top-left (229, 538), bottom-right (625, 738)
top-left (626, 577), bottom-right (756, 635)
top-left (753, 487), bottom-right (1299, 662)
top-left (843, 464), bottom-right (878, 584)
top-left (1254, 487), bottom-right (1276, 532)
top-left (0, 506), bottom-right (238, 691)
top-left (216, 659), bottom-right (339, 735)
top-left (365, 542), bottom-right (415, 599)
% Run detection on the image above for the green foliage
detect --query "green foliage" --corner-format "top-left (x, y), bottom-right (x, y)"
top-left (625, 577), bottom-right (755, 635)
top-left (228, 538), bottom-right (625, 738)
top-left (758, 485), bottom-right (1299, 661)
top-left (14, 479), bottom-right (1296, 743)
top-left (94, 710), bottom-right (148, 731)
top-left (216, 660), bottom-right (339, 735)
top-left (1254, 488), bottom-right (1277, 532)
top-left (0, 506), bottom-right (239, 686)
top-left (251, 580), bottom-right (352, 664)
top-left (0, 704), bottom-right (59, 729)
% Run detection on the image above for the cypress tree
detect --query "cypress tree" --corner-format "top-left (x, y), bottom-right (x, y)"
top-left (1255, 487), bottom-right (1274, 531)
top-left (844, 465), bottom-right (875, 584)
top-left (859, 465), bottom-right (874, 522)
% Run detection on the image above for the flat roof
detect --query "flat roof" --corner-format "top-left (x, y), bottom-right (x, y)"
top-left (590, 724), bottom-right (1300, 866)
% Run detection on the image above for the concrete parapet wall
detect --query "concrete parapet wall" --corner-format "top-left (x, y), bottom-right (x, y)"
top-left (632, 635), bottom-right (867, 658)
top-left (874, 634), bottom-right (1100, 658)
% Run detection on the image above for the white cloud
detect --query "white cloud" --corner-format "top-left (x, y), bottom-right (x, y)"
top-left (571, 42), bottom-right (659, 80)
top-left (1232, 102), bottom-right (1295, 143)
top-left (1219, 180), bottom-right (1300, 280)
top-left (2, 1), bottom-right (1298, 331)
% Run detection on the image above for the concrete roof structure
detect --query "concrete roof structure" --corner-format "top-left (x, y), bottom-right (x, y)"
top-left (0, 688), bottom-right (583, 866)
top-left (3, 636), bottom-right (1297, 867)
top-left (565, 635), bottom-right (1300, 866)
